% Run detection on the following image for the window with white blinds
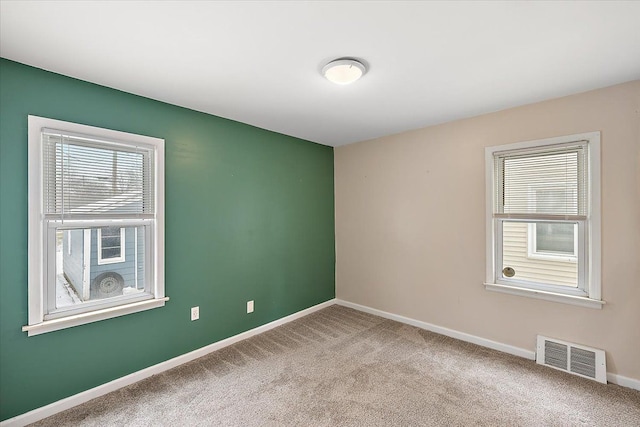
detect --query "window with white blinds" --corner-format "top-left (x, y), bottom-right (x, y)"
top-left (26, 115), bottom-right (167, 336)
top-left (484, 132), bottom-right (601, 309)
top-left (494, 142), bottom-right (588, 220)
top-left (42, 129), bottom-right (155, 219)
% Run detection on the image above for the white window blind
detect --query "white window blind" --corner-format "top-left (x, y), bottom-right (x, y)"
top-left (42, 129), bottom-right (155, 219)
top-left (494, 142), bottom-right (588, 220)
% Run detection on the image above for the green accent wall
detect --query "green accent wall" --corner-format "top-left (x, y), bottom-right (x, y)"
top-left (0, 59), bottom-right (335, 421)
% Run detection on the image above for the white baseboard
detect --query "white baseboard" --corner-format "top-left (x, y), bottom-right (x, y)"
top-left (0, 299), bottom-right (336, 427)
top-left (336, 299), bottom-right (640, 391)
top-left (607, 373), bottom-right (640, 391)
top-left (335, 299), bottom-right (536, 360)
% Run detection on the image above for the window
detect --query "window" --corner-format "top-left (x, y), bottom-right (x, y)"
top-left (25, 116), bottom-right (167, 336)
top-left (484, 132), bottom-right (602, 308)
top-left (527, 222), bottom-right (577, 262)
top-left (97, 226), bottom-right (126, 264)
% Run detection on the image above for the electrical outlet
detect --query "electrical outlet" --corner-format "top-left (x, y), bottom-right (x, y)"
top-left (247, 300), bottom-right (254, 313)
top-left (191, 306), bottom-right (199, 321)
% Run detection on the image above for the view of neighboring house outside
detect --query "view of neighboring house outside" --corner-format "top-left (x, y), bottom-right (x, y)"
top-left (61, 222), bottom-right (145, 303)
top-left (52, 141), bottom-right (150, 306)
top-left (502, 221), bottom-right (577, 287)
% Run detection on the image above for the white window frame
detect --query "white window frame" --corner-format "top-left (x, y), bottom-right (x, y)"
top-left (97, 227), bottom-right (126, 265)
top-left (484, 132), bottom-right (602, 309)
top-left (25, 116), bottom-right (168, 336)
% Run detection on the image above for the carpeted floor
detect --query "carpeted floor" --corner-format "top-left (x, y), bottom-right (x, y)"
top-left (31, 305), bottom-right (640, 426)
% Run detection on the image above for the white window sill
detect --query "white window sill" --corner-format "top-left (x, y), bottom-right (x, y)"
top-left (22, 297), bottom-right (169, 336)
top-left (484, 283), bottom-right (604, 309)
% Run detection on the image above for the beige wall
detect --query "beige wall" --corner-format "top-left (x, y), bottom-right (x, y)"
top-left (335, 80), bottom-right (640, 380)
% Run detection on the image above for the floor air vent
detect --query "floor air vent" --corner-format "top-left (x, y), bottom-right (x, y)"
top-left (536, 336), bottom-right (606, 384)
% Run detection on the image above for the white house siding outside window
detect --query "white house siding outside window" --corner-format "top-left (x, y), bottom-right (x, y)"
top-left (25, 116), bottom-right (167, 336)
top-left (484, 132), bottom-right (602, 309)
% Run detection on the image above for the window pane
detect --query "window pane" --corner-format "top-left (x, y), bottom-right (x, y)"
top-left (502, 221), bottom-right (577, 287)
top-left (102, 236), bottom-right (120, 247)
top-left (101, 226), bottom-right (121, 238)
top-left (102, 247), bottom-right (121, 259)
top-left (56, 226), bottom-right (146, 309)
top-left (536, 223), bottom-right (574, 254)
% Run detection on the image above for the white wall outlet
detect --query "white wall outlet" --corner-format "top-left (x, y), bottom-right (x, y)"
top-left (247, 300), bottom-right (254, 314)
top-left (191, 306), bottom-right (199, 321)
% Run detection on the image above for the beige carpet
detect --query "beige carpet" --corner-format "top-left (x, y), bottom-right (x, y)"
top-left (31, 305), bottom-right (640, 426)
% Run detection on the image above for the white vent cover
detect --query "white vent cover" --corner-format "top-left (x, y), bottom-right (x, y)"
top-left (536, 336), bottom-right (606, 383)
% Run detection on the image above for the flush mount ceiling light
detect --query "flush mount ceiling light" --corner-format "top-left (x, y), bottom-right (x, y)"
top-left (322, 58), bottom-right (367, 85)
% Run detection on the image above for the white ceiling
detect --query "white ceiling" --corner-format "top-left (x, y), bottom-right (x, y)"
top-left (1, 1), bottom-right (639, 147)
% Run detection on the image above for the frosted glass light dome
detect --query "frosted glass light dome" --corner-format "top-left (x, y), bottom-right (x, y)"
top-left (322, 59), bottom-right (366, 85)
